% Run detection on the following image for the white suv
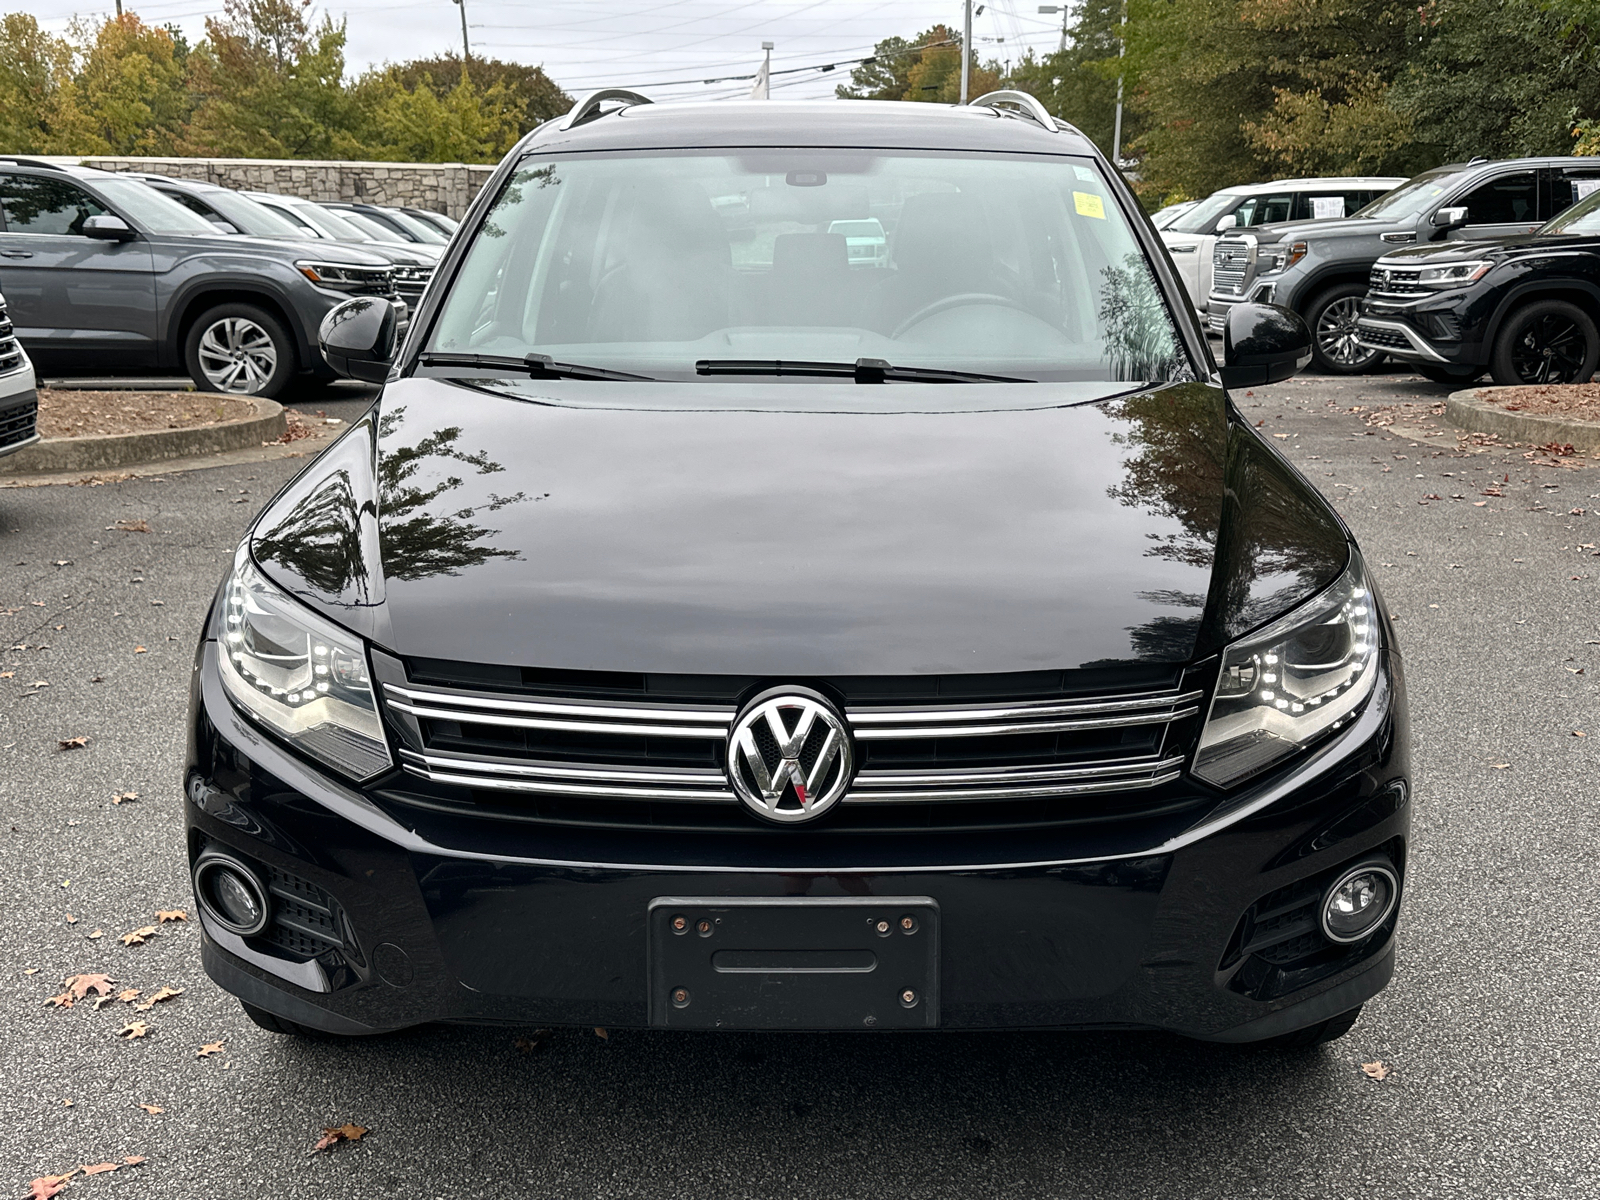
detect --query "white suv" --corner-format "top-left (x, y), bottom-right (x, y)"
top-left (1161, 176), bottom-right (1404, 319)
top-left (0, 289), bottom-right (38, 460)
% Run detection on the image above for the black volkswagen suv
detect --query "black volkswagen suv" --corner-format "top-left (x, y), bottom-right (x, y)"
top-left (1357, 185), bottom-right (1600, 384)
top-left (185, 93), bottom-right (1409, 1047)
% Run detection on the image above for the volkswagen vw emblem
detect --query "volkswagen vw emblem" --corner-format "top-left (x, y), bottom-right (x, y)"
top-left (727, 689), bottom-right (853, 824)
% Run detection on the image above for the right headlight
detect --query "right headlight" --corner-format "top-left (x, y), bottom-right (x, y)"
top-left (296, 260), bottom-right (394, 295)
top-left (1192, 556), bottom-right (1379, 789)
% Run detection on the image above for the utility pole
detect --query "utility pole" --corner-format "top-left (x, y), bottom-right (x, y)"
top-left (960, 0), bottom-right (972, 104)
top-left (452, 0), bottom-right (471, 65)
top-left (1037, 5), bottom-right (1069, 53)
top-left (115, 0), bottom-right (122, 15)
top-left (1111, 0), bottom-right (1126, 166)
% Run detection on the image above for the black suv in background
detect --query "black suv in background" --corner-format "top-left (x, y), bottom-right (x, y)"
top-left (1358, 185), bottom-right (1600, 384)
top-left (0, 159), bottom-right (400, 397)
top-left (1208, 157), bottom-right (1600, 378)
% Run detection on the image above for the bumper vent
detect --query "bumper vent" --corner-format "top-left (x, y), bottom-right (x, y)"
top-left (0, 396), bottom-right (37, 450)
top-left (1354, 323), bottom-right (1413, 352)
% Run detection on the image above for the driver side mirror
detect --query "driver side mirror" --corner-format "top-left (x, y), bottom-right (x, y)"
top-left (319, 297), bottom-right (399, 384)
top-left (1430, 206), bottom-right (1468, 231)
top-left (1215, 213), bottom-right (1239, 231)
top-left (1219, 302), bottom-right (1312, 388)
top-left (82, 215), bottom-right (135, 242)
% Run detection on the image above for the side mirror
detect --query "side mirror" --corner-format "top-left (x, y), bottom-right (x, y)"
top-left (1430, 206), bottom-right (1468, 231)
top-left (1215, 213), bottom-right (1239, 231)
top-left (1219, 301), bottom-right (1312, 389)
top-left (82, 215), bottom-right (135, 242)
top-left (319, 297), bottom-right (398, 384)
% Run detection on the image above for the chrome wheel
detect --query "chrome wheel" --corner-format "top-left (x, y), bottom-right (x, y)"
top-left (1315, 296), bottom-right (1379, 369)
top-left (1509, 313), bottom-right (1589, 383)
top-left (196, 317), bottom-right (278, 394)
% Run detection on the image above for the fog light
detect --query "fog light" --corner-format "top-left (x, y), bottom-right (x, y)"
top-left (1320, 862), bottom-right (1399, 944)
top-left (194, 853), bottom-right (270, 937)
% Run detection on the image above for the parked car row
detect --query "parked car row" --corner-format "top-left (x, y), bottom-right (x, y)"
top-left (0, 156), bottom-right (459, 398)
top-left (1194, 155), bottom-right (1600, 383)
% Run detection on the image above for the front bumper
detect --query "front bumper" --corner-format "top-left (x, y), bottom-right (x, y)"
top-left (185, 641), bottom-right (1411, 1039)
top-left (0, 375), bottom-right (39, 460)
top-left (1356, 299), bottom-right (1484, 368)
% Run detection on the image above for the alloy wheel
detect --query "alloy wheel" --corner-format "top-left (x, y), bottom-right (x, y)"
top-left (196, 317), bottom-right (278, 394)
top-left (1510, 314), bottom-right (1589, 383)
top-left (1315, 297), bottom-right (1378, 369)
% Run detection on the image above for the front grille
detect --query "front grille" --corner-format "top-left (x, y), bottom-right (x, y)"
top-left (1369, 265), bottom-right (1423, 296)
top-left (261, 864), bottom-right (342, 960)
top-left (1355, 322), bottom-right (1412, 351)
top-left (0, 297), bottom-right (24, 374)
top-left (380, 663), bottom-right (1207, 830)
top-left (393, 265), bottom-right (434, 300)
top-left (0, 397), bottom-right (37, 449)
top-left (1212, 238), bottom-right (1251, 295)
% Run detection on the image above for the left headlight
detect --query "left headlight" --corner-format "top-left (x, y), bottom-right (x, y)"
top-left (1192, 556), bottom-right (1379, 789)
top-left (296, 260), bottom-right (394, 295)
top-left (1416, 260), bottom-right (1492, 289)
top-left (216, 549), bottom-right (392, 780)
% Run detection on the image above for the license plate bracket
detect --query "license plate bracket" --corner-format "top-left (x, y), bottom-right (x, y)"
top-left (647, 896), bottom-right (939, 1029)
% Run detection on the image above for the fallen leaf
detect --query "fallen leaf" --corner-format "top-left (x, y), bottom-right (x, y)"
top-left (65, 914), bottom-right (78, 925)
top-left (1491, 763), bottom-right (1510, 770)
top-left (132, 646), bottom-right (146, 655)
top-left (120, 925), bottom-right (158, 946)
top-left (87, 929), bottom-right (103, 940)
top-left (63, 973), bottom-right (115, 1000)
top-left (80, 1163), bottom-right (119, 1176)
top-left (138, 1103), bottom-right (164, 1115)
top-left (113, 518), bottom-right (151, 533)
top-left (311, 1123), bottom-right (369, 1153)
top-left (1574, 731), bottom-right (1587, 738)
top-left (24, 968), bottom-right (39, 975)
top-left (26, 1172), bottom-right (75, 1199)
top-left (196, 1041), bottom-right (224, 1058)
top-left (155, 909), bottom-right (186, 923)
top-left (134, 987), bottom-right (183, 1012)
top-left (122, 1157), bottom-right (146, 1166)
top-left (1361, 1060), bottom-right (1390, 1080)
top-left (594, 1026), bottom-right (609, 1040)
top-left (61, 1099), bottom-right (72, 1107)
top-left (0, 671), bottom-right (11, 678)
top-left (117, 1021), bottom-right (152, 1040)
top-left (514, 1029), bottom-right (552, 1054)
top-left (44, 993), bottom-right (73, 1009)
top-left (58, 737), bottom-right (89, 751)
top-left (1473, 500), bottom-right (1487, 507)
top-left (111, 791), bottom-right (138, 805)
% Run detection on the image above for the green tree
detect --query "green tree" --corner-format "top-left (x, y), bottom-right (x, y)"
top-left (61, 14), bottom-right (192, 155)
top-left (1007, 0), bottom-right (1132, 162)
top-left (388, 53), bottom-right (568, 139)
top-left (184, 0), bottom-right (355, 158)
top-left (0, 14), bottom-right (77, 154)
top-left (835, 25), bottom-right (998, 103)
top-left (344, 68), bottom-right (522, 163)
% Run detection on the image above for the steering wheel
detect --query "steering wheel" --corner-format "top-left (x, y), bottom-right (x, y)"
top-left (891, 293), bottom-right (1034, 341)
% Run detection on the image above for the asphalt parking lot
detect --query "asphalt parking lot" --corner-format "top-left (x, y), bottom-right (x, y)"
top-left (2, 371), bottom-right (1597, 1199)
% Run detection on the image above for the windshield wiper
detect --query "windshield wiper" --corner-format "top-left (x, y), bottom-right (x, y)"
top-left (694, 358), bottom-right (1032, 384)
top-left (417, 352), bottom-right (654, 381)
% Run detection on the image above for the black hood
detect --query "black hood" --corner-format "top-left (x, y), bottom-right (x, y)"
top-left (249, 378), bottom-right (1347, 678)
top-left (1377, 232), bottom-right (1584, 264)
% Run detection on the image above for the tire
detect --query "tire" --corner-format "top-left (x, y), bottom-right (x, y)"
top-left (1252, 1005), bottom-right (1363, 1050)
top-left (1307, 284), bottom-right (1385, 375)
top-left (1489, 299), bottom-right (1600, 386)
top-left (240, 999), bottom-right (327, 1039)
top-left (1417, 363), bottom-right (1484, 386)
top-left (184, 303), bottom-right (296, 398)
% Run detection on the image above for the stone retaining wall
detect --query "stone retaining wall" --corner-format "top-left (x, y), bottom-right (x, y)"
top-left (79, 156), bottom-right (496, 218)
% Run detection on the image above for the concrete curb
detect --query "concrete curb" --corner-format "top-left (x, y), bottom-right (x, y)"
top-left (0, 396), bottom-right (286, 475)
top-left (1445, 387), bottom-right (1600, 454)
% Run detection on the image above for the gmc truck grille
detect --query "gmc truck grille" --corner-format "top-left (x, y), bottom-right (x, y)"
top-left (1211, 238), bottom-right (1252, 296)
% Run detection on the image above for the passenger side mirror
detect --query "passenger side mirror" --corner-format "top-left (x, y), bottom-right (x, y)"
top-left (1219, 302), bottom-right (1312, 389)
top-left (1215, 213), bottom-right (1238, 231)
top-left (82, 215), bottom-right (135, 242)
top-left (319, 297), bottom-right (399, 384)
top-left (1430, 206), bottom-right (1468, 231)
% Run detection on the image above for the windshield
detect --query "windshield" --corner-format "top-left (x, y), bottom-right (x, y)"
top-left (380, 209), bottom-right (449, 243)
top-left (1353, 169), bottom-right (1466, 221)
top-left (95, 178), bottom-right (218, 235)
top-left (425, 151), bottom-right (1194, 385)
top-left (1540, 186), bottom-right (1600, 235)
top-left (207, 191), bottom-right (310, 238)
top-left (287, 202), bottom-right (373, 242)
top-left (340, 210), bottom-right (407, 242)
top-left (1165, 190), bottom-right (1245, 234)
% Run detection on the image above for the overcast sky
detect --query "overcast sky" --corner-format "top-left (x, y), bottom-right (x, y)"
top-left (25, 1), bottom-right (1068, 102)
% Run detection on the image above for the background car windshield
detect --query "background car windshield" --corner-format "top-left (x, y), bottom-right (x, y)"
top-left (383, 209), bottom-right (449, 243)
top-left (427, 151), bottom-right (1193, 383)
top-left (289, 203), bottom-right (372, 241)
top-left (342, 211), bottom-right (404, 241)
top-left (93, 178), bottom-right (219, 235)
top-left (1164, 190), bottom-right (1242, 234)
top-left (1540, 187), bottom-right (1600, 235)
top-left (208, 192), bottom-right (308, 237)
top-left (1353, 169), bottom-right (1463, 221)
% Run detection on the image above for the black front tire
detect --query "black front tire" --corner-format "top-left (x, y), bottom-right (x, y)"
top-left (1307, 284), bottom-right (1385, 375)
top-left (1417, 363), bottom-right (1484, 386)
top-left (184, 303), bottom-right (297, 399)
top-left (1252, 1005), bottom-right (1363, 1050)
top-left (1489, 299), bottom-right (1600, 386)
top-left (240, 999), bottom-right (327, 1039)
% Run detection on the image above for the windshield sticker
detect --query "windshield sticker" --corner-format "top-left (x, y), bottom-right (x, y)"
top-left (1074, 191), bottom-right (1106, 219)
top-left (1074, 165), bottom-right (1098, 182)
top-left (1574, 179), bottom-right (1600, 201)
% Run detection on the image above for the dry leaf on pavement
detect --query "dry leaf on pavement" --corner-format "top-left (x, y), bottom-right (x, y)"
top-left (93, 988), bottom-right (139, 1011)
top-left (134, 987), bottom-right (182, 1011)
top-left (133, 646), bottom-right (146, 655)
top-left (196, 1041), bottom-right (224, 1058)
top-left (62, 973), bottom-right (115, 1000)
top-left (137, 1103), bottom-right (164, 1115)
top-left (594, 1026), bottom-right (609, 1040)
top-left (80, 1163), bottom-right (119, 1176)
top-left (514, 1029), bottom-right (552, 1054)
top-left (117, 1021), bottom-right (152, 1040)
top-left (120, 926), bottom-right (158, 946)
top-left (64, 914), bottom-right (78, 925)
top-left (26, 1172), bottom-right (76, 1199)
top-left (311, 1124), bottom-right (369, 1153)
top-left (57, 737), bottom-right (88, 751)
top-left (113, 518), bottom-right (150, 533)
top-left (1361, 1060), bottom-right (1390, 1080)
top-left (155, 910), bottom-right (186, 923)
top-left (87, 929), bottom-right (103, 940)
top-left (111, 791), bottom-right (138, 804)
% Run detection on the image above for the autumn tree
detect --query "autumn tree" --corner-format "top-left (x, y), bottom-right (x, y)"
top-left (1007, 0), bottom-right (1133, 162)
top-left (835, 25), bottom-right (998, 104)
top-left (388, 53), bottom-right (569, 139)
top-left (0, 14), bottom-right (79, 153)
top-left (59, 15), bottom-right (191, 155)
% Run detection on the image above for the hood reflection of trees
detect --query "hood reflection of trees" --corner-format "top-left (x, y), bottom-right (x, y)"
top-left (376, 407), bottom-right (525, 581)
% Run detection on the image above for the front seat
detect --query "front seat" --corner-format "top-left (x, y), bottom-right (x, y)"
top-left (876, 192), bottom-right (1008, 334)
top-left (589, 181), bottom-right (731, 342)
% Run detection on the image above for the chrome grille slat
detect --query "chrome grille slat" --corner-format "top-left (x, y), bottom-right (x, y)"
top-left (843, 770), bottom-right (1183, 804)
top-left (847, 691), bottom-right (1201, 740)
top-left (852, 754), bottom-right (1184, 788)
top-left (382, 681), bottom-right (732, 739)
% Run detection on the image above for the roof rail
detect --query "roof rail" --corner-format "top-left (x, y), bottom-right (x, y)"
top-left (0, 155), bottom-right (68, 171)
top-left (968, 90), bottom-right (1058, 133)
top-left (560, 89), bottom-right (654, 132)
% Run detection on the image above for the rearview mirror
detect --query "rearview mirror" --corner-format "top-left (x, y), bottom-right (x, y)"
top-left (1219, 302), bottom-right (1312, 388)
top-left (82, 215), bottom-right (135, 242)
top-left (319, 297), bottom-right (399, 384)
top-left (1430, 206), bottom-right (1468, 230)
top-left (1215, 213), bottom-right (1238, 231)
